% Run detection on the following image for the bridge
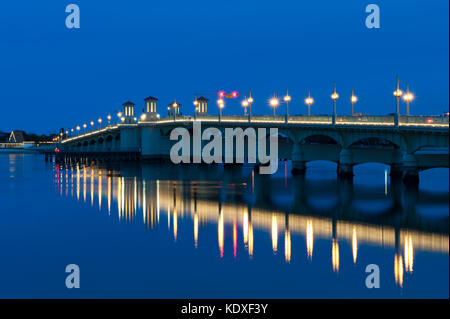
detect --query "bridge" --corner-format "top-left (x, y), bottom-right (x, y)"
top-left (57, 97), bottom-right (449, 185)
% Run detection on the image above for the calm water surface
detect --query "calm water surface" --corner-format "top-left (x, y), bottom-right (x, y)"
top-left (0, 154), bottom-right (448, 298)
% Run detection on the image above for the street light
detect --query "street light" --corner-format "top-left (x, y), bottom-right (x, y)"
top-left (242, 96), bottom-right (249, 115)
top-left (331, 82), bottom-right (339, 125)
top-left (393, 76), bottom-right (403, 127)
top-left (270, 94), bottom-right (279, 118)
top-left (217, 98), bottom-right (224, 122)
top-left (90, 121), bottom-right (94, 131)
top-left (247, 89), bottom-right (253, 122)
top-left (403, 82), bottom-right (414, 116)
top-left (107, 114), bottom-right (111, 126)
top-left (305, 89), bottom-right (314, 116)
top-left (76, 126), bottom-right (80, 135)
top-left (284, 87), bottom-right (291, 123)
top-left (351, 87), bottom-right (358, 115)
top-left (83, 123), bottom-right (87, 133)
top-left (393, 76), bottom-right (403, 114)
top-left (172, 101), bottom-right (179, 121)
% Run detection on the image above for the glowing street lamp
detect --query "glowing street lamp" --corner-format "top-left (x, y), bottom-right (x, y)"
top-left (171, 101), bottom-right (179, 121)
top-left (403, 82), bottom-right (414, 116)
top-left (107, 114), bottom-right (111, 126)
top-left (242, 96), bottom-right (249, 115)
top-left (83, 123), bottom-right (87, 133)
top-left (270, 94), bottom-right (279, 118)
top-left (217, 98), bottom-right (224, 121)
top-left (76, 125), bottom-right (80, 135)
top-left (284, 87), bottom-right (291, 123)
top-left (247, 89), bottom-right (253, 122)
top-left (393, 76), bottom-right (403, 127)
top-left (351, 87), bottom-right (358, 115)
top-left (331, 82), bottom-right (339, 125)
top-left (305, 89), bottom-right (314, 116)
top-left (98, 118), bottom-right (102, 129)
top-left (393, 76), bottom-right (403, 115)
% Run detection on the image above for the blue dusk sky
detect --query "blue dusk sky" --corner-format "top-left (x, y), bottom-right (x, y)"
top-left (0, 0), bottom-right (448, 133)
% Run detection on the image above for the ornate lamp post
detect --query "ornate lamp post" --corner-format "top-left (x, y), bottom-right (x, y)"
top-left (403, 82), bottom-right (414, 116)
top-left (351, 87), bottom-right (357, 115)
top-left (393, 76), bottom-right (403, 127)
top-left (331, 82), bottom-right (339, 125)
top-left (270, 93), bottom-right (279, 119)
top-left (242, 96), bottom-right (249, 115)
top-left (217, 98), bottom-right (224, 122)
top-left (284, 87), bottom-right (291, 123)
top-left (305, 89), bottom-right (314, 116)
top-left (247, 89), bottom-right (253, 122)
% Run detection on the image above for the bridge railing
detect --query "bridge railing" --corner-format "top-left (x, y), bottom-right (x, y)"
top-left (336, 115), bottom-right (395, 126)
top-left (399, 115), bottom-right (449, 126)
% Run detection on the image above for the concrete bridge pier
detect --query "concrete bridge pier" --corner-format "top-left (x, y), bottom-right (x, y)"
top-left (291, 143), bottom-right (306, 175)
top-left (402, 153), bottom-right (419, 186)
top-left (337, 149), bottom-right (354, 179)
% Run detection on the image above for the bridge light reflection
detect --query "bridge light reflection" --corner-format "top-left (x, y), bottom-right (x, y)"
top-left (218, 209), bottom-right (224, 258)
top-left (332, 238), bottom-right (340, 273)
top-left (352, 227), bottom-right (358, 264)
top-left (285, 229), bottom-right (291, 263)
top-left (394, 253), bottom-right (404, 287)
top-left (54, 165), bottom-right (449, 286)
top-left (271, 215), bottom-right (278, 254)
top-left (306, 219), bottom-right (314, 260)
top-left (404, 234), bottom-right (414, 273)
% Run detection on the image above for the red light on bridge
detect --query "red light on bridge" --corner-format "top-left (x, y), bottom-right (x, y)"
top-left (231, 91), bottom-right (238, 98)
top-left (427, 118), bottom-right (433, 124)
top-left (54, 147), bottom-right (60, 153)
top-left (218, 91), bottom-right (225, 98)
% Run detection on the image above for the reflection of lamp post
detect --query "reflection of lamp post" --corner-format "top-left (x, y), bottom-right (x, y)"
top-left (331, 82), bottom-right (339, 125)
top-left (247, 89), bottom-right (253, 122)
top-left (403, 82), bottom-right (414, 116)
top-left (305, 89), bottom-right (314, 116)
top-left (218, 98), bottom-right (224, 122)
top-left (351, 87), bottom-right (357, 115)
top-left (270, 94), bottom-right (279, 119)
top-left (393, 76), bottom-right (403, 127)
top-left (284, 87), bottom-right (291, 123)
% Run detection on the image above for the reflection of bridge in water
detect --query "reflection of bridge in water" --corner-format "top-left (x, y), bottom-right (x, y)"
top-left (52, 162), bottom-right (448, 288)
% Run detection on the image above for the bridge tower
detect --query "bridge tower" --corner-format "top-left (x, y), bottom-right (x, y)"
top-left (144, 96), bottom-right (159, 120)
top-left (122, 101), bottom-right (136, 124)
top-left (195, 97), bottom-right (209, 117)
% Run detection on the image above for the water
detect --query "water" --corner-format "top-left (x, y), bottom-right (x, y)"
top-left (0, 154), bottom-right (448, 298)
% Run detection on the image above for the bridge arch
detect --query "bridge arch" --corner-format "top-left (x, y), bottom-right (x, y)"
top-left (343, 132), bottom-right (407, 150)
top-left (287, 129), bottom-right (343, 146)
